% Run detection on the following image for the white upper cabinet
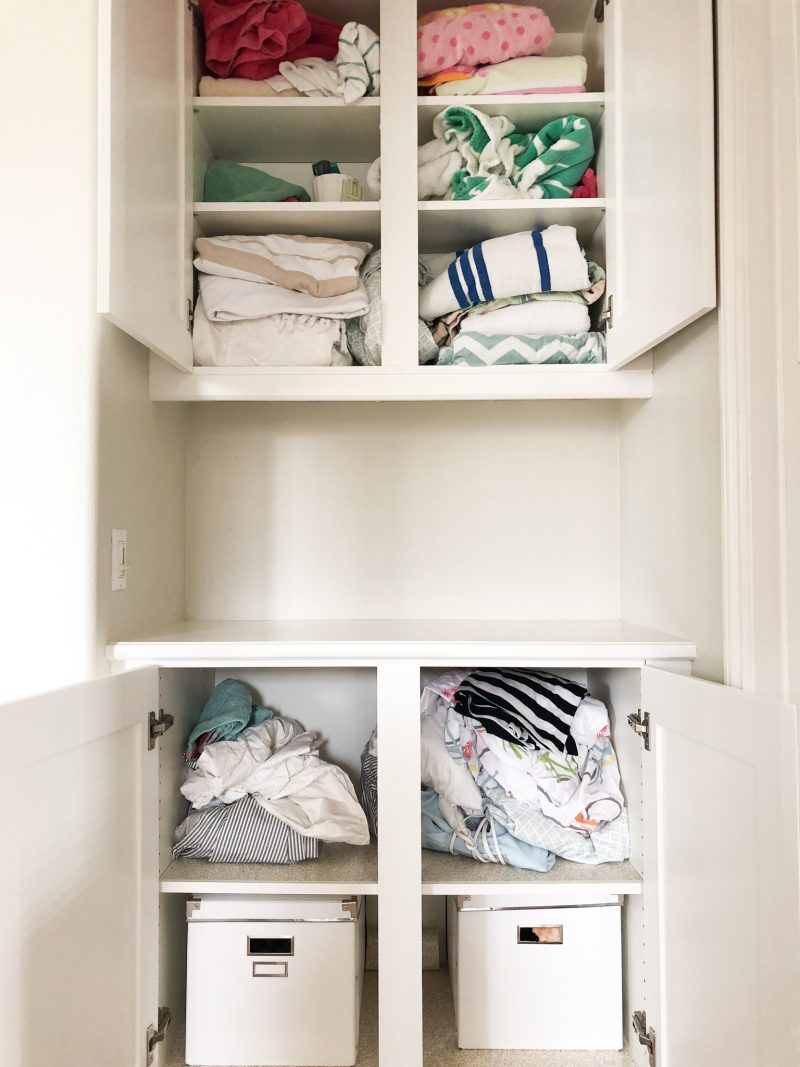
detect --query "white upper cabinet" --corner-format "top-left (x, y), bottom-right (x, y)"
top-left (641, 667), bottom-right (800, 1067)
top-left (3, 668), bottom-right (161, 1067)
top-left (604, 0), bottom-right (716, 368)
top-left (97, 0), bottom-right (193, 369)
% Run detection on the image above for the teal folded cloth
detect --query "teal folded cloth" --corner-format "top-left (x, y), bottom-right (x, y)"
top-left (185, 678), bottom-right (273, 760)
top-left (203, 160), bottom-right (310, 202)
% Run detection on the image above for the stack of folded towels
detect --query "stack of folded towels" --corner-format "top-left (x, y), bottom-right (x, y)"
top-left (419, 223), bottom-right (607, 366)
top-left (175, 679), bottom-right (370, 864)
top-left (368, 104), bottom-right (597, 202)
top-left (197, 0), bottom-right (380, 103)
top-left (417, 4), bottom-right (589, 97)
top-left (362, 668), bottom-right (630, 870)
top-left (192, 232), bottom-right (372, 367)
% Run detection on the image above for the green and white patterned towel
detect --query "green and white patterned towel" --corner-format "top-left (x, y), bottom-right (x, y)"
top-left (437, 331), bottom-right (606, 366)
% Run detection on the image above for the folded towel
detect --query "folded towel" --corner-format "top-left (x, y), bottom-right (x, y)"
top-left (186, 679), bottom-right (272, 761)
top-left (437, 331), bottom-right (606, 366)
top-left (193, 295), bottom-right (352, 366)
top-left (195, 233), bottom-right (371, 297)
top-left (417, 5), bottom-right (554, 79)
top-left (198, 74), bottom-right (302, 96)
top-left (438, 55), bottom-right (588, 96)
top-left (337, 20), bottom-right (380, 102)
top-left (418, 225), bottom-right (590, 320)
top-left (461, 299), bottom-right (591, 336)
top-left (418, 65), bottom-right (477, 88)
top-left (203, 160), bottom-right (310, 203)
top-left (199, 271), bottom-right (369, 322)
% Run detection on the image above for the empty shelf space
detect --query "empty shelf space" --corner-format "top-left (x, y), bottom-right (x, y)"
top-left (149, 361), bottom-right (653, 403)
top-left (422, 851), bottom-right (642, 897)
top-left (423, 970), bottom-right (634, 1067)
top-left (194, 202), bottom-right (381, 241)
top-left (418, 200), bottom-right (605, 252)
top-left (194, 97), bottom-right (381, 162)
top-left (161, 842), bottom-right (378, 894)
top-left (417, 93), bottom-right (605, 140)
top-left (109, 618), bottom-right (695, 667)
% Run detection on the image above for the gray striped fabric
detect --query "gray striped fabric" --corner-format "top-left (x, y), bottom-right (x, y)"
top-left (173, 795), bottom-right (319, 864)
top-left (360, 744), bottom-right (378, 837)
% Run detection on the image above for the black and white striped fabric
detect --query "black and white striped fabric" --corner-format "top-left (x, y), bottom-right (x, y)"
top-left (455, 669), bottom-right (586, 755)
top-left (360, 743), bottom-right (378, 837)
top-left (173, 795), bottom-right (319, 864)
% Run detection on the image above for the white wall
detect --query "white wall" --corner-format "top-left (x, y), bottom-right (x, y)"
top-left (0, 0), bottom-right (186, 703)
top-left (618, 314), bottom-right (724, 682)
top-left (186, 401), bottom-right (620, 620)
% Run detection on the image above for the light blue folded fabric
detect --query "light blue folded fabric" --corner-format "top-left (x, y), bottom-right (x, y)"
top-left (421, 788), bottom-right (555, 873)
top-left (187, 678), bottom-right (273, 751)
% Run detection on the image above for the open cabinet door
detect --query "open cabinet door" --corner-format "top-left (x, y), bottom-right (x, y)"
top-left (604, 0), bottom-right (716, 369)
top-left (640, 668), bottom-right (800, 1067)
top-left (3, 668), bottom-right (161, 1067)
top-left (97, 0), bottom-right (193, 370)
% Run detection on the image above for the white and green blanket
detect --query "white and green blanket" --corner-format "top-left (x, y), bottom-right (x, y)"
top-left (437, 331), bottom-right (606, 367)
top-left (433, 105), bottom-right (595, 201)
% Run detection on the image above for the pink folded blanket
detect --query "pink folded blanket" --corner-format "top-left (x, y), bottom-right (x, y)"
top-left (199, 0), bottom-right (342, 80)
top-left (417, 4), bottom-right (554, 79)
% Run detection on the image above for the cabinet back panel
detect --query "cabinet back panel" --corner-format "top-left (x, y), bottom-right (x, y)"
top-left (186, 402), bottom-right (620, 620)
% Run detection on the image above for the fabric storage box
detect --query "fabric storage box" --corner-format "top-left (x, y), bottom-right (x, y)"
top-left (186, 894), bottom-right (365, 1066)
top-left (447, 892), bottom-right (623, 1051)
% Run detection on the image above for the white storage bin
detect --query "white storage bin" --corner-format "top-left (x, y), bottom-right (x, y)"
top-left (186, 894), bottom-right (365, 1067)
top-left (447, 892), bottom-right (623, 1051)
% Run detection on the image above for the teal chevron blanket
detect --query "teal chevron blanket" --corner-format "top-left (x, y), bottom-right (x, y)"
top-left (437, 332), bottom-right (606, 366)
top-left (432, 106), bottom-right (595, 201)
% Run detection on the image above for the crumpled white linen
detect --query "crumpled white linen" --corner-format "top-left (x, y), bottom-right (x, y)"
top-left (181, 718), bottom-right (370, 845)
top-left (199, 272), bottom-right (369, 322)
top-left (367, 138), bottom-right (461, 200)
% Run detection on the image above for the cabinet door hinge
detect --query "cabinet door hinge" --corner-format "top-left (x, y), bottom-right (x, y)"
top-left (599, 294), bottom-right (614, 332)
top-left (148, 710), bottom-right (175, 751)
top-left (632, 1010), bottom-right (656, 1066)
top-left (627, 710), bottom-right (651, 750)
top-left (187, 298), bottom-right (194, 332)
top-left (146, 1006), bottom-right (172, 1066)
top-left (594, 0), bottom-right (610, 22)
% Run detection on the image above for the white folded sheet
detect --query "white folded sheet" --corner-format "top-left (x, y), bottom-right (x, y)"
top-left (199, 271), bottom-right (369, 321)
top-left (461, 299), bottom-right (590, 336)
top-left (181, 718), bottom-right (370, 845)
top-left (192, 294), bottom-right (352, 367)
top-left (439, 55), bottom-right (588, 96)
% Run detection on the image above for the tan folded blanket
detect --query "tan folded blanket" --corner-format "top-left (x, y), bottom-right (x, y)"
top-left (198, 75), bottom-right (302, 98)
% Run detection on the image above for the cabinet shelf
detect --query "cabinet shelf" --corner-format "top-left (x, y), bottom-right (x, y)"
top-left (418, 199), bottom-right (605, 251)
top-left (109, 618), bottom-right (695, 668)
top-left (421, 851), bottom-right (642, 897)
top-left (194, 97), bottom-right (381, 162)
top-left (150, 361), bottom-right (653, 402)
top-left (194, 201), bottom-right (381, 242)
top-left (161, 842), bottom-right (378, 894)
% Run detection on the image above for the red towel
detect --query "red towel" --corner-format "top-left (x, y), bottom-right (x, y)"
top-left (571, 167), bottom-right (598, 199)
top-left (199, 0), bottom-right (342, 79)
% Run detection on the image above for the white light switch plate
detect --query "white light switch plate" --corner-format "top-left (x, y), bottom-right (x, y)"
top-left (111, 529), bottom-right (128, 591)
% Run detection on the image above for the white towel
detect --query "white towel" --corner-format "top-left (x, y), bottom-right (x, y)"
top-left (367, 137), bottom-right (460, 199)
top-left (199, 272), bottom-right (369, 322)
top-left (271, 57), bottom-right (343, 97)
top-left (461, 299), bottom-right (590, 336)
top-left (337, 21), bottom-right (381, 103)
top-left (193, 294), bottom-right (352, 367)
top-left (418, 225), bottom-right (590, 320)
top-left (438, 55), bottom-right (588, 96)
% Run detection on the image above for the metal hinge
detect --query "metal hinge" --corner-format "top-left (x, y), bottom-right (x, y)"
top-left (627, 710), bottom-right (651, 751)
top-left (632, 1010), bottom-right (656, 1066)
top-left (599, 294), bottom-right (614, 332)
top-left (187, 298), bottom-right (194, 332)
top-left (594, 0), bottom-right (610, 22)
top-left (146, 1007), bottom-right (172, 1066)
top-left (341, 898), bottom-right (359, 919)
top-left (148, 710), bottom-right (175, 751)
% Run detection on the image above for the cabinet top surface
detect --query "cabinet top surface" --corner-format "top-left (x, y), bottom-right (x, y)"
top-left (109, 618), bottom-right (696, 666)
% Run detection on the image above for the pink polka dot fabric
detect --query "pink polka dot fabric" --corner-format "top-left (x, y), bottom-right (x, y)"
top-left (417, 4), bottom-right (554, 78)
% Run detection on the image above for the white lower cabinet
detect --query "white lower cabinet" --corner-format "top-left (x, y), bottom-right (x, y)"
top-left (5, 634), bottom-right (799, 1067)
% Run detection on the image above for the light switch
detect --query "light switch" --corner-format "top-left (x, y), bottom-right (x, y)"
top-left (111, 529), bottom-right (129, 591)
